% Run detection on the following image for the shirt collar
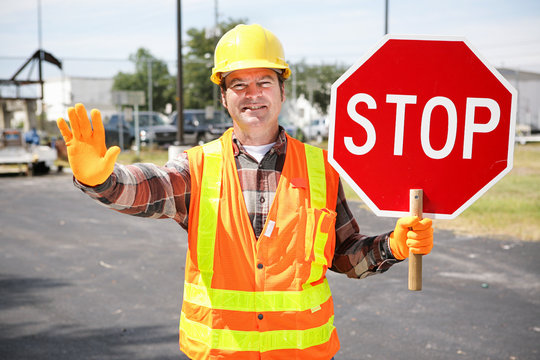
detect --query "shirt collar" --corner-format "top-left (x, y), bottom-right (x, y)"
top-left (232, 126), bottom-right (287, 157)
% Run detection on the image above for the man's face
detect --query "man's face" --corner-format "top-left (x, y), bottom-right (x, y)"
top-left (221, 68), bottom-right (285, 138)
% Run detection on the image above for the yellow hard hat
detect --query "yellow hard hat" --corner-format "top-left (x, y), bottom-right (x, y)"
top-left (210, 24), bottom-right (291, 85)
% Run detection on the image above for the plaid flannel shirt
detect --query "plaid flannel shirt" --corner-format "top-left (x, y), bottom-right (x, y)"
top-left (76, 128), bottom-right (398, 278)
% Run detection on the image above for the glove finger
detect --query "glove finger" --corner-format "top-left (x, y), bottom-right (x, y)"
top-left (90, 109), bottom-right (107, 154)
top-left (410, 247), bottom-right (433, 255)
top-left (104, 145), bottom-right (121, 164)
top-left (407, 228), bottom-right (433, 240)
top-left (56, 117), bottom-right (73, 143)
top-left (75, 103), bottom-right (93, 139)
top-left (102, 146), bottom-right (121, 176)
top-left (67, 106), bottom-right (82, 140)
top-left (407, 235), bottom-right (432, 246)
top-left (407, 232), bottom-right (433, 251)
top-left (99, 146), bottom-right (120, 184)
top-left (409, 243), bottom-right (433, 255)
top-left (397, 216), bottom-right (420, 229)
top-left (412, 218), bottom-right (433, 231)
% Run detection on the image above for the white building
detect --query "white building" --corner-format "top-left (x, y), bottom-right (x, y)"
top-left (293, 93), bottom-right (324, 128)
top-left (43, 77), bottom-right (116, 121)
top-left (499, 68), bottom-right (540, 134)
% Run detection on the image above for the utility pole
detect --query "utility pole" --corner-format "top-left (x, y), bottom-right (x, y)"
top-left (176, 0), bottom-right (184, 144)
top-left (37, 0), bottom-right (45, 131)
top-left (212, 0), bottom-right (219, 116)
top-left (384, 0), bottom-right (389, 35)
top-left (147, 59), bottom-right (153, 147)
top-left (147, 59), bottom-right (153, 116)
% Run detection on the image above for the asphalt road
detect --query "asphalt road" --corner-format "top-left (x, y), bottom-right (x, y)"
top-left (1, 172), bottom-right (539, 360)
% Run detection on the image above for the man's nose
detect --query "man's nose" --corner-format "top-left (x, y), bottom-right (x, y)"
top-left (245, 83), bottom-right (262, 98)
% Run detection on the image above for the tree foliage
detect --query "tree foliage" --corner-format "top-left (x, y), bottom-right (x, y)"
top-left (286, 61), bottom-right (349, 114)
top-left (112, 48), bottom-right (176, 113)
top-left (113, 19), bottom-right (350, 116)
top-left (182, 17), bottom-right (247, 109)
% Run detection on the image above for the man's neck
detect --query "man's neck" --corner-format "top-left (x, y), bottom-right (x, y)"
top-left (233, 124), bottom-right (279, 146)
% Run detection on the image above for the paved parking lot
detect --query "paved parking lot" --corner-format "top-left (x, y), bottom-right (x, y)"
top-left (1, 173), bottom-right (539, 359)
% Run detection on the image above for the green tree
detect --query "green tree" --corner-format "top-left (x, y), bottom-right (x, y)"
top-left (114, 21), bottom-right (349, 116)
top-left (182, 17), bottom-right (247, 109)
top-left (286, 61), bottom-right (349, 114)
top-left (113, 48), bottom-right (176, 113)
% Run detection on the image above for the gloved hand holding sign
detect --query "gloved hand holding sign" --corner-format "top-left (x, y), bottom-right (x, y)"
top-left (389, 216), bottom-right (433, 260)
top-left (56, 103), bottom-right (120, 186)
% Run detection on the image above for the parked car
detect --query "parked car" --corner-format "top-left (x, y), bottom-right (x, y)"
top-left (104, 115), bottom-right (133, 149)
top-left (104, 111), bottom-right (177, 148)
top-left (307, 117), bottom-right (329, 141)
top-left (0, 128), bottom-right (57, 175)
top-left (169, 109), bottom-right (232, 145)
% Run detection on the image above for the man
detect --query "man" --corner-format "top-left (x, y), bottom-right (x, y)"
top-left (57, 24), bottom-right (433, 360)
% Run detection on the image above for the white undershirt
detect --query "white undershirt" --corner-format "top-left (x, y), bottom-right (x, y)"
top-left (243, 142), bottom-right (276, 163)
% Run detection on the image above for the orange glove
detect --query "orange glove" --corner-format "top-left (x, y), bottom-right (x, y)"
top-left (389, 216), bottom-right (433, 260)
top-left (56, 103), bottom-right (120, 186)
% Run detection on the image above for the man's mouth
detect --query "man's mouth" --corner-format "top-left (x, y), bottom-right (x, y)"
top-left (242, 104), bottom-right (266, 112)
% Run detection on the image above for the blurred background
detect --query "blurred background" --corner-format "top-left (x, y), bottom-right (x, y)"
top-left (1, 0), bottom-right (539, 147)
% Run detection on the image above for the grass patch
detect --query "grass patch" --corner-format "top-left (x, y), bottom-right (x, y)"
top-left (434, 143), bottom-right (540, 241)
top-left (116, 148), bottom-right (170, 166)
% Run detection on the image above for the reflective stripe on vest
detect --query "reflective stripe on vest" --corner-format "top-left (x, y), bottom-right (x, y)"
top-left (305, 144), bottom-right (326, 209)
top-left (304, 144), bottom-right (331, 288)
top-left (197, 139), bottom-right (222, 286)
top-left (183, 277), bottom-right (331, 312)
top-left (181, 312), bottom-right (335, 352)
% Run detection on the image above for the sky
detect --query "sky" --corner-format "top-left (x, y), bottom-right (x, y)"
top-left (1, 0), bottom-right (540, 81)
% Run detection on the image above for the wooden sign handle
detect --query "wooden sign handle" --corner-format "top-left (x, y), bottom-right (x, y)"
top-left (409, 189), bottom-right (423, 291)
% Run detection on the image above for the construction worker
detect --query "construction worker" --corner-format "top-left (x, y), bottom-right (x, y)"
top-left (57, 24), bottom-right (433, 360)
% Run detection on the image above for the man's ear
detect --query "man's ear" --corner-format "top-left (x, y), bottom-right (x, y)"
top-left (220, 88), bottom-right (228, 108)
top-left (281, 83), bottom-right (286, 103)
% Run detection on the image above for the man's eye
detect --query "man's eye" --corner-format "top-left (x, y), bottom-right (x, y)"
top-left (231, 84), bottom-right (246, 90)
top-left (259, 81), bottom-right (272, 87)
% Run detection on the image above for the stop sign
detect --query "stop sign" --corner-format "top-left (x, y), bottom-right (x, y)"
top-left (328, 35), bottom-right (517, 219)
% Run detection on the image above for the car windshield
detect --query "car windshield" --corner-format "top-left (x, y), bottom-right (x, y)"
top-left (138, 113), bottom-right (168, 127)
top-left (108, 113), bottom-right (168, 127)
top-left (171, 110), bottom-right (230, 125)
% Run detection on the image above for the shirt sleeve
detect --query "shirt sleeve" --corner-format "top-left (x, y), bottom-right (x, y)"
top-left (73, 152), bottom-right (191, 230)
top-left (330, 180), bottom-right (400, 279)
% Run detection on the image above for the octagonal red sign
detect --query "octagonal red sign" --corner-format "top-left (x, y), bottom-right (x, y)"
top-left (328, 35), bottom-right (517, 219)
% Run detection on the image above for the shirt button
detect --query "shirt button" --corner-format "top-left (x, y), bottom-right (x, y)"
top-left (260, 196), bottom-right (265, 203)
top-left (257, 263), bottom-right (263, 269)
top-left (258, 314), bottom-right (264, 320)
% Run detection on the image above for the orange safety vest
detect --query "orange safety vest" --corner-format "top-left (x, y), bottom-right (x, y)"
top-left (181, 128), bottom-right (340, 360)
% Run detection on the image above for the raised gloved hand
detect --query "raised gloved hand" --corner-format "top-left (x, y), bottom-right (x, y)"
top-left (389, 216), bottom-right (433, 260)
top-left (56, 103), bottom-right (120, 186)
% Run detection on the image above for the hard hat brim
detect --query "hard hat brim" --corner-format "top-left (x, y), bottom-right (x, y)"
top-left (211, 61), bottom-right (291, 85)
